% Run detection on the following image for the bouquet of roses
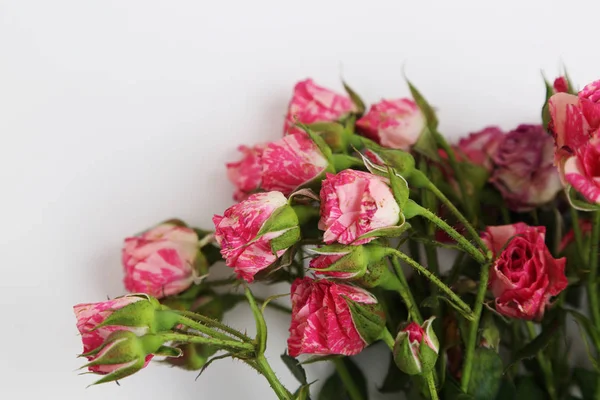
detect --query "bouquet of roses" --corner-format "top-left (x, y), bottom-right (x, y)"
top-left (72, 74), bottom-right (600, 400)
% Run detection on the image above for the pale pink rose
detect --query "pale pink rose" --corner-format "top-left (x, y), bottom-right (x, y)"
top-left (284, 79), bottom-right (355, 135)
top-left (261, 132), bottom-right (328, 194)
top-left (287, 278), bottom-right (378, 357)
top-left (123, 224), bottom-right (199, 298)
top-left (213, 191), bottom-right (299, 282)
top-left (482, 223), bottom-right (568, 320)
top-left (456, 126), bottom-right (504, 172)
top-left (319, 170), bottom-right (400, 245)
top-left (226, 144), bottom-right (264, 202)
top-left (553, 76), bottom-right (570, 94)
top-left (563, 138), bottom-right (600, 204)
top-left (356, 99), bottom-right (425, 150)
top-left (73, 296), bottom-right (152, 374)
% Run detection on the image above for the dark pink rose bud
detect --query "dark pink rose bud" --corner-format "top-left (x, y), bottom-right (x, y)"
top-left (393, 318), bottom-right (439, 375)
top-left (482, 223), bottom-right (568, 320)
top-left (553, 76), bottom-right (570, 94)
top-left (287, 278), bottom-right (384, 357)
top-left (226, 144), bottom-right (265, 202)
top-left (284, 79), bottom-right (355, 135)
top-left (456, 126), bottom-right (504, 173)
top-left (490, 124), bottom-right (562, 211)
top-left (356, 99), bottom-right (425, 150)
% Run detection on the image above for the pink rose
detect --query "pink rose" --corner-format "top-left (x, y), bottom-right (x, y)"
top-left (490, 124), bottom-right (562, 211)
top-left (456, 126), bottom-right (504, 172)
top-left (319, 170), bottom-right (401, 245)
top-left (213, 191), bottom-right (300, 282)
top-left (261, 132), bottom-right (329, 194)
top-left (226, 144), bottom-right (264, 202)
top-left (284, 79), bottom-right (355, 135)
top-left (73, 296), bottom-right (153, 374)
top-left (356, 99), bottom-right (425, 150)
top-left (123, 223), bottom-right (199, 298)
top-left (563, 137), bottom-right (600, 204)
top-left (482, 223), bottom-right (568, 320)
top-left (287, 278), bottom-right (381, 357)
top-left (553, 76), bottom-right (570, 94)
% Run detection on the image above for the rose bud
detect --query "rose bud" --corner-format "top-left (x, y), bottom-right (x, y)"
top-left (490, 124), bottom-right (562, 211)
top-left (287, 278), bottom-right (385, 357)
top-left (319, 170), bottom-right (402, 245)
top-left (213, 191), bottom-right (300, 282)
top-left (553, 76), bottom-right (570, 94)
top-left (456, 126), bottom-right (504, 173)
top-left (356, 99), bottom-right (426, 150)
top-left (482, 223), bottom-right (568, 320)
top-left (393, 318), bottom-right (439, 376)
top-left (123, 223), bottom-right (201, 299)
top-left (226, 144), bottom-right (264, 201)
top-left (284, 79), bottom-right (356, 135)
top-left (261, 132), bottom-right (329, 195)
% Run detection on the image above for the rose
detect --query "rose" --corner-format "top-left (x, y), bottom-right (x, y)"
top-left (393, 318), bottom-right (439, 375)
top-left (287, 277), bottom-right (384, 357)
top-left (213, 191), bottom-right (300, 282)
top-left (489, 124), bottom-right (562, 211)
top-left (284, 79), bottom-right (355, 135)
top-left (553, 76), bottom-right (570, 94)
top-left (319, 170), bottom-right (401, 245)
top-left (73, 296), bottom-right (155, 374)
top-left (481, 223), bottom-right (568, 320)
top-left (356, 99), bottom-right (425, 150)
top-left (456, 126), bottom-right (504, 172)
top-left (226, 144), bottom-right (264, 201)
top-left (261, 132), bottom-right (329, 194)
top-left (123, 223), bottom-right (199, 298)
top-left (563, 138), bottom-right (600, 204)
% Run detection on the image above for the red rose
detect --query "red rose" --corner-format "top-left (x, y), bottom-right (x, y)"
top-left (482, 223), bottom-right (568, 320)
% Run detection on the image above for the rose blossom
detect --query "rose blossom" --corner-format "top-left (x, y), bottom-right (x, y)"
top-left (284, 79), bottom-right (355, 135)
top-left (456, 126), bottom-right (504, 172)
top-left (356, 99), bottom-right (426, 150)
top-left (319, 170), bottom-right (401, 245)
top-left (490, 124), bottom-right (562, 211)
top-left (213, 191), bottom-right (299, 282)
top-left (287, 278), bottom-right (380, 357)
top-left (123, 223), bottom-right (199, 298)
top-left (261, 132), bottom-right (329, 194)
top-left (226, 144), bottom-right (264, 201)
top-left (482, 223), bottom-right (568, 320)
top-left (73, 296), bottom-right (153, 374)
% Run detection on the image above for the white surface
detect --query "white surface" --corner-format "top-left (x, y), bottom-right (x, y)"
top-left (1, 0), bottom-right (599, 398)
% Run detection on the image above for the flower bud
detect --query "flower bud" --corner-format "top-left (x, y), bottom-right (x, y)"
top-left (393, 318), bottom-right (439, 375)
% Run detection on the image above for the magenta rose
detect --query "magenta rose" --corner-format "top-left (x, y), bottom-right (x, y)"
top-left (226, 144), bottom-right (264, 202)
top-left (261, 132), bottom-right (329, 194)
top-left (482, 223), bottom-right (568, 320)
top-left (489, 124), bottom-right (562, 211)
top-left (73, 296), bottom-right (153, 374)
top-left (456, 126), bottom-right (504, 172)
top-left (123, 223), bottom-right (199, 298)
top-left (319, 170), bottom-right (401, 245)
top-left (287, 277), bottom-right (383, 357)
top-left (356, 99), bottom-right (425, 150)
top-left (213, 191), bottom-right (300, 282)
top-left (284, 79), bottom-right (356, 135)
top-left (553, 76), bottom-right (570, 94)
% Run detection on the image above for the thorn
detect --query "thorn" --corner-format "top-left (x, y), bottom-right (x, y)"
top-left (115, 380), bottom-right (120, 387)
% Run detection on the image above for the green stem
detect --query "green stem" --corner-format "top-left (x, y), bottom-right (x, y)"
top-left (175, 315), bottom-right (245, 342)
top-left (425, 371), bottom-right (440, 400)
top-left (256, 354), bottom-right (293, 400)
top-left (175, 310), bottom-right (252, 342)
top-left (381, 328), bottom-right (395, 350)
top-left (525, 322), bottom-right (557, 400)
top-left (587, 211), bottom-right (600, 400)
top-left (156, 332), bottom-right (254, 352)
top-left (390, 250), bottom-right (473, 320)
top-left (460, 262), bottom-right (490, 392)
top-left (332, 358), bottom-right (364, 400)
top-left (389, 258), bottom-right (423, 324)
top-left (417, 205), bottom-right (488, 264)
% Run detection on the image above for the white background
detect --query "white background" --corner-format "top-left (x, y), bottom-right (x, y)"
top-left (1, 0), bottom-right (599, 398)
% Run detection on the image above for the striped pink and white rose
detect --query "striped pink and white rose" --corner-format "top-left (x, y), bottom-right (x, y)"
top-left (226, 144), bottom-right (265, 202)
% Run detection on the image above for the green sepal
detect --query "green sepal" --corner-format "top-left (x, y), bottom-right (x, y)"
top-left (353, 219), bottom-right (409, 243)
top-left (94, 294), bottom-right (165, 333)
top-left (346, 297), bottom-right (385, 345)
top-left (403, 199), bottom-right (424, 219)
top-left (165, 343), bottom-right (217, 371)
top-left (418, 339), bottom-right (438, 374)
top-left (413, 126), bottom-right (440, 161)
top-left (87, 358), bottom-right (145, 387)
top-left (301, 123), bottom-right (334, 163)
top-left (245, 287), bottom-right (267, 356)
top-left (541, 75), bottom-right (554, 131)
top-left (306, 122), bottom-right (346, 152)
top-left (406, 78), bottom-right (438, 131)
top-left (257, 204), bottom-right (300, 237)
top-left (332, 154), bottom-right (364, 170)
top-left (270, 226), bottom-right (301, 253)
top-left (387, 166), bottom-right (410, 209)
top-left (154, 345), bottom-right (183, 358)
top-left (393, 331), bottom-right (422, 375)
top-left (343, 80), bottom-right (366, 116)
top-left (566, 186), bottom-right (600, 212)
top-left (309, 245), bottom-right (367, 279)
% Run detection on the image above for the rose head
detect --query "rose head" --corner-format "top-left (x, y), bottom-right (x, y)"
top-left (287, 278), bottom-right (384, 357)
top-left (456, 126), bottom-right (504, 173)
top-left (356, 99), bottom-right (425, 150)
top-left (261, 132), bottom-right (329, 195)
top-left (213, 191), bottom-right (300, 282)
top-left (284, 79), bottom-right (355, 135)
top-left (563, 137), bottom-right (600, 204)
top-left (319, 170), bottom-right (401, 245)
top-left (490, 124), bottom-right (562, 211)
top-left (482, 223), bottom-right (568, 320)
top-left (226, 144), bottom-right (264, 201)
top-left (123, 223), bottom-right (199, 298)
top-left (553, 76), bottom-right (570, 94)
top-left (393, 318), bottom-right (439, 376)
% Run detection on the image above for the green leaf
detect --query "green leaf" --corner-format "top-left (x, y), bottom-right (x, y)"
top-left (514, 377), bottom-right (546, 400)
top-left (567, 309), bottom-right (600, 370)
top-left (505, 316), bottom-right (560, 371)
top-left (467, 348), bottom-right (503, 399)
top-left (406, 79), bottom-right (438, 130)
top-left (573, 368), bottom-right (599, 400)
top-left (378, 354), bottom-right (410, 393)
top-left (281, 352), bottom-right (308, 385)
top-left (343, 81), bottom-right (366, 116)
